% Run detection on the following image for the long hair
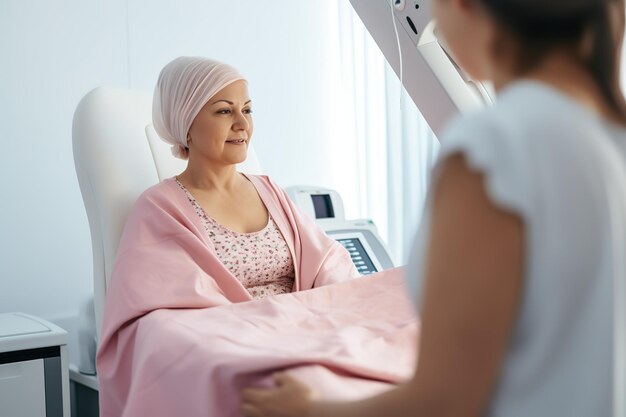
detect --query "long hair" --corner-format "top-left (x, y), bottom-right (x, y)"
top-left (480, 0), bottom-right (626, 121)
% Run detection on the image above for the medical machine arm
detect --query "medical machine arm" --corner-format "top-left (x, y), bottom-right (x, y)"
top-left (349, 0), bottom-right (495, 137)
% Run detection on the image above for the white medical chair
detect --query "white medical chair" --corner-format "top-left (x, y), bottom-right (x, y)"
top-left (72, 86), bottom-right (263, 358)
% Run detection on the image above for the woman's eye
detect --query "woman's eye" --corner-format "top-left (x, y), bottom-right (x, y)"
top-left (216, 108), bottom-right (252, 115)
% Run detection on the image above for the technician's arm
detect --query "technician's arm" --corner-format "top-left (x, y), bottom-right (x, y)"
top-left (242, 153), bottom-right (524, 417)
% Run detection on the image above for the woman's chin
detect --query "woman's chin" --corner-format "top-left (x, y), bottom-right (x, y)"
top-left (226, 152), bottom-right (248, 165)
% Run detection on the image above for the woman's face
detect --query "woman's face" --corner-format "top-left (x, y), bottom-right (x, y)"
top-left (187, 80), bottom-right (253, 166)
top-left (433, 0), bottom-right (496, 81)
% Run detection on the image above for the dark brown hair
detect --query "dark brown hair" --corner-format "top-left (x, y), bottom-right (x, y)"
top-left (480, 0), bottom-right (626, 121)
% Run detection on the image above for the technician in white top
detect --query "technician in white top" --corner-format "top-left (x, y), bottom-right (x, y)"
top-left (241, 0), bottom-right (626, 416)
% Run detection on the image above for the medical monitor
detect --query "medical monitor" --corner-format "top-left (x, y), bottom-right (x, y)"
top-left (286, 185), bottom-right (395, 274)
top-left (311, 194), bottom-right (335, 219)
top-left (286, 186), bottom-right (345, 221)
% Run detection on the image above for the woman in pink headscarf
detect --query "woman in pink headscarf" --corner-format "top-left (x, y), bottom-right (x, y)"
top-left (96, 57), bottom-right (359, 415)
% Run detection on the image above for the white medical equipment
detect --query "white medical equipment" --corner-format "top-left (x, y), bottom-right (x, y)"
top-left (71, 87), bottom-right (263, 414)
top-left (286, 186), bottom-right (394, 274)
top-left (0, 312), bottom-right (70, 417)
top-left (350, 0), bottom-right (495, 136)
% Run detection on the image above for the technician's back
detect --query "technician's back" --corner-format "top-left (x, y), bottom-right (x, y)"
top-left (409, 78), bottom-right (626, 416)
top-left (419, 0), bottom-right (626, 412)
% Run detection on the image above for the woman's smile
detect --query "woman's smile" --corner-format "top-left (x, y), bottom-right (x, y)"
top-left (226, 138), bottom-right (247, 145)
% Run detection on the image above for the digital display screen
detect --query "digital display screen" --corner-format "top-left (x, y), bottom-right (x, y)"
top-left (311, 194), bottom-right (335, 219)
top-left (337, 238), bottom-right (378, 275)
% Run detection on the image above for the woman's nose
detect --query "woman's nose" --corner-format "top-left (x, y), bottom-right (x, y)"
top-left (233, 111), bottom-right (249, 131)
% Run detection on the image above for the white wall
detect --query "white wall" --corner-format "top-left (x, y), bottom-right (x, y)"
top-left (0, 0), bottom-right (362, 362)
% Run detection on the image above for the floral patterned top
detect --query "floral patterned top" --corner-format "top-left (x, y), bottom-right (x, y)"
top-left (176, 179), bottom-right (295, 300)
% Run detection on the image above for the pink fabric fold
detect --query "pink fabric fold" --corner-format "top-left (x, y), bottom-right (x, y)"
top-left (97, 174), bottom-right (417, 417)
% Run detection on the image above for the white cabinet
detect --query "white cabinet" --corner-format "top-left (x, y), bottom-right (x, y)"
top-left (0, 359), bottom-right (47, 416)
top-left (0, 313), bottom-right (69, 417)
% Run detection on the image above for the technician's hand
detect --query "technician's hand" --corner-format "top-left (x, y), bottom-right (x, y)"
top-left (241, 372), bottom-right (315, 417)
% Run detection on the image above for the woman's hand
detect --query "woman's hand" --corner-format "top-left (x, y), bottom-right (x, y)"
top-left (241, 372), bottom-right (316, 417)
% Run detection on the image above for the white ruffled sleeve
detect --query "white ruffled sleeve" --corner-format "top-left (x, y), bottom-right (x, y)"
top-left (436, 111), bottom-right (533, 218)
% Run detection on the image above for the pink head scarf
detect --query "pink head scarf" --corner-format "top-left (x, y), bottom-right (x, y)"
top-left (152, 57), bottom-right (247, 159)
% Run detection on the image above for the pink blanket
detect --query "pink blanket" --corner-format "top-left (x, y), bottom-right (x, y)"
top-left (97, 175), bottom-right (417, 416)
top-left (101, 268), bottom-right (418, 417)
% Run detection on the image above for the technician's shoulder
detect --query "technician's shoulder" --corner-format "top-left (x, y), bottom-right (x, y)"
top-left (439, 103), bottom-right (526, 175)
top-left (440, 81), bottom-right (587, 161)
top-left (435, 84), bottom-right (562, 217)
top-left (441, 106), bottom-right (509, 150)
